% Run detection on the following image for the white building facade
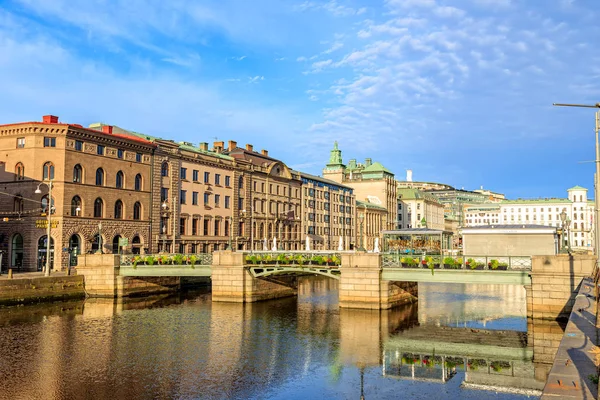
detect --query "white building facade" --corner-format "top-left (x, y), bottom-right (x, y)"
top-left (464, 186), bottom-right (594, 252)
top-left (397, 188), bottom-right (445, 230)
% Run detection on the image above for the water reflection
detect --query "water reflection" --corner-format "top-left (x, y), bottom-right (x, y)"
top-left (0, 279), bottom-right (558, 399)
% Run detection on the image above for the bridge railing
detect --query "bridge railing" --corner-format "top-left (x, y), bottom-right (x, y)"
top-left (243, 251), bottom-right (342, 267)
top-left (120, 253), bottom-right (213, 268)
top-left (381, 254), bottom-right (531, 271)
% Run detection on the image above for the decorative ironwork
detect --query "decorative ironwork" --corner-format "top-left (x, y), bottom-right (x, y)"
top-left (119, 253), bottom-right (213, 267)
top-left (381, 254), bottom-right (532, 271)
top-left (249, 266), bottom-right (340, 280)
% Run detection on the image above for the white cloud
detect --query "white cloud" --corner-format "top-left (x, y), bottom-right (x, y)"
top-left (310, 59), bottom-right (333, 72)
top-left (295, 1), bottom-right (367, 17)
top-left (296, 56), bottom-right (307, 62)
top-left (248, 75), bottom-right (265, 83)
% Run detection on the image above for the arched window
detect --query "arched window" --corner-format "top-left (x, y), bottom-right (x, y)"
top-left (114, 200), bottom-right (123, 219)
top-left (161, 162), bottom-right (169, 177)
top-left (41, 195), bottom-right (54, 214)
top-left (94, 198), bottom-right (103, 218)
top-left (95, 168), bottom-right (104, 186)
top-left (133, 202), bottom-right (142, 220)
top-left (71, 196), bottom-right (82, 216)
top-left (135, 174), bottom-right (142, 191)
top-left (43, 162), bottom-right (54, 180)
top-left (574, 222), bottom-right (578, 229)
top-left (13, 195), bottom-right (24, 213)
top-left (581, 213), bottom-right (584, 220)
top-left (115, 171), bottom-right (124, 189)
top-left (73, 164), bottom-right (83, 183)
top-left (15, 162), bottom-right (24, 181)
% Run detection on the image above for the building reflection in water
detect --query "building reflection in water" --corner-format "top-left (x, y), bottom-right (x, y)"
top-left (0, 279), bottom-right (561, 399)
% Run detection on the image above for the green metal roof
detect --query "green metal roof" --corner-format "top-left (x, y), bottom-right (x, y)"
top-left (501, 198), bottom-right (571, 204)
top-left (362, 161), bottom-right (392, 174)
top-left (567, 185), bottom-right (588, 191)
top-left (397, 188), bottom-right (441, 204)
top-left (356, 200), bottom-right (387, 211)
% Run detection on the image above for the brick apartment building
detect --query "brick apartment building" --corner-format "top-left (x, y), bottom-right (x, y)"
top-left (0, 115), bottom-right (155, 272)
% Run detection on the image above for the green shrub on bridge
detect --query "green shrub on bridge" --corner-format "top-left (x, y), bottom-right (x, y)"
top-left (489, 259), bottom-right (499, 270)
top-left (443, 257), bottom-right (455, 268)
top-left (145, 256), bottom-right (156, 266)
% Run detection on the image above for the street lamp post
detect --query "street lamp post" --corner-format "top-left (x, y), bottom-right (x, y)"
top-left (241, 206), bottom-right (253, 252)
top-left (559, 209), bottom-right (572, 254)
top-left (35, 181), bottom-right (53, 276)
top-left (97, 222), bottom-right (103, 254)
top-left (162, 195), bottom-right (177, 253)
top-left (358, 212), bottom-right (365, 252)
top-left (554, 102), bottom-right (600, 266)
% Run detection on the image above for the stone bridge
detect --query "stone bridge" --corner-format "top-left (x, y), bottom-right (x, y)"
top-left (75, 251), bottom-right (595, 320)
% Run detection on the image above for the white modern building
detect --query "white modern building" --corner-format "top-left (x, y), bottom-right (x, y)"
top-left (463, 186), bottom-right (594, 252)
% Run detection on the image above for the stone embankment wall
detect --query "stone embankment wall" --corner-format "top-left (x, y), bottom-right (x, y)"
top-left (0, 275), bottom-right (85, 306)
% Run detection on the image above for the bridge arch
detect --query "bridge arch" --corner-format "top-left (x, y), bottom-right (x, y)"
top-left (248, 266), bottom-right (340, 280)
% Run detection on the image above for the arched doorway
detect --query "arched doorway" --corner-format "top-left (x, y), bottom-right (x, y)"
top-left (112, 235), bottom-right (122, 254)
top-left (11, 233), bottom-right (23, 271)
top-left (132, 235), bottom-right (141, 255)
top-left (37, 235), bottom-right (54, 272)
top-left (69, 234), bottom-right (81, 267)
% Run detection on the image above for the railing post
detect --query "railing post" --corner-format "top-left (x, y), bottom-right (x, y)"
top-left (508, 256), bottom-right (512, 270)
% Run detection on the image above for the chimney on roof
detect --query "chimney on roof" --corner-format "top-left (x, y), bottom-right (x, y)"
top-left (228, 140), bottom-right (237, 151)
top-left (42, 115), bottom-right (59, 124)
top-left (406, 169), bottom-right (413, 182)
top-left (246, 144), bottom-right (254, 152)
top-left (365, 158), bottom-right (372, 167)
top-left (199, 142), bottom-right (208, 151)
top-left (261, 149), bottom-right (269, 156)
top-left (213, 141), bottom-right (224, 153)
top-left (102, 125), bottom-right (113, 134)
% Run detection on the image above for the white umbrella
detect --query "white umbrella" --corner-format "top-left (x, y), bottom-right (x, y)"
top-left (374, 238), bottom-right (380, 253)
top-left (305, 235), bottom-right (310, 251)
top-left (338, 236), bottom-right (343, 251)
top-left (272, 237), bottom-right (277, 252)
top-left (263, 238), bottom-right (268, 251)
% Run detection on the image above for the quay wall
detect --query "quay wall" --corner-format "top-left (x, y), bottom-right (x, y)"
top-left (0, 274), bottom-right (85, 306)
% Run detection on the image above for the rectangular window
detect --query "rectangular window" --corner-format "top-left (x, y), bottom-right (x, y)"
top-left (136, 153), bottom-right (142, 162)
top-left (17, 137), bottom-right (25, 148)
top-left (238, 197), bottom-right (244, 210)
top-left (97, 145), bottom-right (104, 155)
top-left (192, 219), bottom-right (198, 235)
top-left (161, 188), bottom-right (169, 202)
top-left (44, 137), bottom-right (56, 147)
top-left (180, 190), bottom-right (187, 204)
top-left (215, 194), bottom-right (220, 207)
top-left (204, 219), bottom-right (210, 235)
top-left (180, 218), bottom-right (186, 235)
top-left (204, 171), bottom-right (210, 183)
top-left (193, 170), bottom-right (199, 182)
top-left (117, 149), bottom-right (124, 159)
top-left (74, 140), bottom-right (84, 151)
top-left (204, 192), bottom-right (210, 205)
top-left (225, 176), bottom-right (231, 187)
top-left (192, 192), bottom-right (198, 205)
top-left (215, 174), bottom-right (221, 185)
top-left (180, 168), bottom-right (187, 180)
top-left (214, 220), bottom-right (220, 236)
top-left (225, 196), bottom-right (230, 209)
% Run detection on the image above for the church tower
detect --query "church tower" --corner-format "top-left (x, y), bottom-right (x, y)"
top-left (323, 141), bottom-right (345, 183)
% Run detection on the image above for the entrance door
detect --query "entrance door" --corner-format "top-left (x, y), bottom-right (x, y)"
top-left (11, 233), bottom-right (23, 271)
top-left (69, 234), bottom-right (80, 267)
top-left (37, 235), bottom-right (54, 272)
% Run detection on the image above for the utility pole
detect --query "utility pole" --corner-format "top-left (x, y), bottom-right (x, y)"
top-left (553, 103), bottom-right (600, 271)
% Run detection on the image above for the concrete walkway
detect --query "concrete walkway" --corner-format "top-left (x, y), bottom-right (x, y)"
top-left (541, 278), bottom-right (598, 399)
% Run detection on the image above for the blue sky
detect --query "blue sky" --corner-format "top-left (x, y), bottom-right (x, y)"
top-left (1, 0), bottom-right (600, 199)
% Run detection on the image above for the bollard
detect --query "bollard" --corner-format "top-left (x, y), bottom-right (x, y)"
top-left (8, 269), bottom-right (13, 279)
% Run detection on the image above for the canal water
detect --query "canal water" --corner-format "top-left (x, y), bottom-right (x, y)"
top-left (0, 278), bottom-right (554, 400)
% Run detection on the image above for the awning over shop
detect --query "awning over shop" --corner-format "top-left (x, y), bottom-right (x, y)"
top-left (307, 234), bottom-right (324, 242)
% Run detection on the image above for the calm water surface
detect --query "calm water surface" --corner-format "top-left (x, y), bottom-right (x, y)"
top-left (0, 278), bottom-right (551, 400)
